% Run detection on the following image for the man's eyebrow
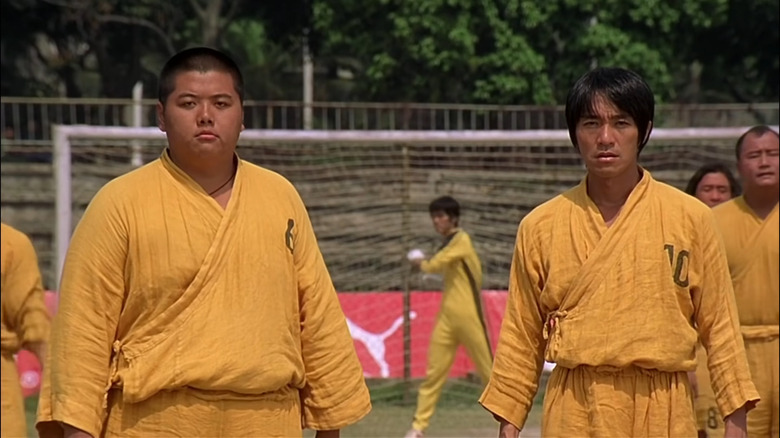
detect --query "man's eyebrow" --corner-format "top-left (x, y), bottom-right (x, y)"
top-left (174, 93), bottom-right (235, 99)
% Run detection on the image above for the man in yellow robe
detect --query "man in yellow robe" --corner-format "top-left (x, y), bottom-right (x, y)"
top-left (713, 125), bottom-right (779, 438)
top-left (1, 222), bottom-right (50, 438)
top-left (685, 162), bottom-right (740, 438)
top-left (404, 196), bottom-right (492, 438)
top-left (36, 47), bottom-right (371, 438)
top-left (479, 67), bottom-right (759, 437)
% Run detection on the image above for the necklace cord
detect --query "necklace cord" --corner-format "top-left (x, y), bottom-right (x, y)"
top-left (208, 171), bottom-right (235, 196)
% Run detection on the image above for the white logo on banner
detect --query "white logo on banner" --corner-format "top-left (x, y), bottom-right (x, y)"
top-left (346, 311), bottom-right (417, 377)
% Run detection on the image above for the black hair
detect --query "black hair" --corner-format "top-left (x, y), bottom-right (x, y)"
top-left (158, 47), bottom-right (244, 104)
top-left (429, 196), bottom-right (460, 221)
top-left (735, 125), bottom-right (780, 160)
top-left (565, 67), bottom-right (655, 153)
top-left (685, 162), bottom-right (741, 197)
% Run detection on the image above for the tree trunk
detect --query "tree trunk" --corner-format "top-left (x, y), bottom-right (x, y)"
top-left (201, 0), bottom-right (223, 47)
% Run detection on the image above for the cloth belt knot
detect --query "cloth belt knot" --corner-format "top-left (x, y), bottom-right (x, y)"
top-left (543, 310), bottom-right (567, 341)
top-left (103, 340), bottom-right (123, 410)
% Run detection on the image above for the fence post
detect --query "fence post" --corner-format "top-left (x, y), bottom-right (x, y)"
top-left (52, 124), bottom-right (71, 291)
top-left (401, 143), bottom-right (413, 401)
top-left (130, 82), bottom-right (144, 166)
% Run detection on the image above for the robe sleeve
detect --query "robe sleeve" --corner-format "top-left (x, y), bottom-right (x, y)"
top-left (3, 229), bottom-right (50, 347)
top-left (691, 211), bottom-right (759, 418)
top-left (420, 232), bottom-right (468, 274)
top-left (479, 220), bottom-right (546, 430)
top-left (37, 188), bottom-right (127, 438)
top-left (294, 199), bottom-right (372, 430)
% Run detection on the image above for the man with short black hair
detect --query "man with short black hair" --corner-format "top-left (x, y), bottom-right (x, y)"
top-left (405, 196), bottom-right (492, 438)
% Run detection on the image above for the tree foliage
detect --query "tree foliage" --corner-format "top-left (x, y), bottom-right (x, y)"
top-left (0, 0), bottom-right (776, 103)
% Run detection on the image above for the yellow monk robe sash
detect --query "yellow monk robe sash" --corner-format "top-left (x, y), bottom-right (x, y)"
top-left (38, 151), bottom-right (370, 436)
top-left (540, 171), bottom-right (701, 371)
top-left (741, 325), bottom-right (779, 339)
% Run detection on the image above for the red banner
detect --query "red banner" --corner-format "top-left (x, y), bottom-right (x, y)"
top-left (339, 290), bottom-right (509, 378)
top-left (17, 290), bottom-right (553, 396)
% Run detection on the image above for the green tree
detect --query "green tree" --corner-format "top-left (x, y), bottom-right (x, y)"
top-left (1, 0), bottom-right (777, 104)
top-left (313, 0), bottom-right (552, 104)
top-left (313, 0), bottom-right (741, 104)
top-left (516, 0), bottom-right (731, 103)
top-left (692, 0), bottom-right (779, 104)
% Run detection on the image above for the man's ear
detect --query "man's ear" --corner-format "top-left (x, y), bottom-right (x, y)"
top-left (157, 101), bottom-right (166, 132)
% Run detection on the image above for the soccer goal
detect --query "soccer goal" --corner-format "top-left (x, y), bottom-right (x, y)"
top-left (51, 124), bottom-right (772, 291)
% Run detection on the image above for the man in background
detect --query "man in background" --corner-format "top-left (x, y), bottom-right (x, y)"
top-left (714, 125), bottom-right (779, 438)
top-left (685, 162), bottom-right (740, 438)
top-left (686, 162), bottom-right (740, 208)
top-left (405, 196), bottom-right (492, 438)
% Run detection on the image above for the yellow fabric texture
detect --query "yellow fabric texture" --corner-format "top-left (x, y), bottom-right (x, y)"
top-left (479, 170), bottom-right (759, 433)
top-left (693, 343), bottom-right (724, 436)
top-left (1, 352), bottom-right (27, 438)
top-left (1, 222), bottom-right (50, 438)
top-left (543, 365), bottom-right (696, 437)
top-left (742, 337), bottom-right (779, 438)
top-left (714, 198), bottom-right (779, 438)
top-left (102, 386), bottom-right (302, 437)
top-left (36, 152), bottom-right (371, 437)
top-left (413, 230), bottom-right (492, 432)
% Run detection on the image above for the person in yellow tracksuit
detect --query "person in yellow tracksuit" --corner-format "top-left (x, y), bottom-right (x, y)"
top-left (713, 125), bottom-right (779, 438)
top-left (1, 222), bottom-right (50, 438)
top-left (685, 162), bottom-right (740, 438)
top-left (404, 196), bottom-right (492, 438)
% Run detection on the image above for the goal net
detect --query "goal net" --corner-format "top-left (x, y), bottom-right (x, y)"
top-left (2, 124), bottom-right (770, 435)
top-left (45, 125), bottom-right (768, 291)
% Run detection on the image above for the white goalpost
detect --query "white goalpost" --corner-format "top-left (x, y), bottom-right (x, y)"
top-left (51, 124), bottom-right (776, 289)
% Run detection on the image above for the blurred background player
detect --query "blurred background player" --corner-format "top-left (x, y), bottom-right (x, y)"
top-left (405, 196), bottom-right (492, 438)
top-left (685, 162), bottom-right (741, 208)
top-left (1, 222), bottom-right (50, 437)
top-left (685, 162), bottom-right (740, 437)
top-left (713, 125), bottom-right (779, 438)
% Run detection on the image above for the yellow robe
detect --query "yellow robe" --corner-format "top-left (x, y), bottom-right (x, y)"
top-left (693, 343), bottom-right (724, 437)
top-left (36, 152), bottom-right (371, 437)
top-left (479, 170), bottom-right (759, 436)
top-left (1, 223), bottom-right (50, 438)
top-left (412, 229), bottom-right (492, 432)
top-left (714, 198), bottom-right (779, 438)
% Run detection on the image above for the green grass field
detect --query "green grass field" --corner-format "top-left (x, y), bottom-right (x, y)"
top-left (303, 378), bottom-right (545, 437)
top-left (24, 396), bottom-right (37, 437)
top-left (25, 377), bottom-right (545, 437)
